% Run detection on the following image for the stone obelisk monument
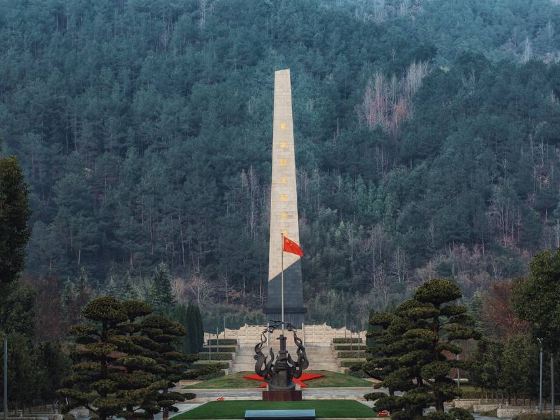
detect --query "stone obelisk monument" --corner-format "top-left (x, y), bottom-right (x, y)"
top-left (265, 69), bottom-right (305, 328)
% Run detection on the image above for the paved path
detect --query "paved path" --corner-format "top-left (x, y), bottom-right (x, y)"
top-left (184, 387), bottom-right (374, 402)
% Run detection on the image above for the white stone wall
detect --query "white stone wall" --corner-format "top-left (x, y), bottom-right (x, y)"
top-left (205, 323), bottom-right (366, 346)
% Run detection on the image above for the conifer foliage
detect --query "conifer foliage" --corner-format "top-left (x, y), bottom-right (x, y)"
top-left (174, 303), bottom-right (204, 355)
top-left (367, 279), bottom-right (480, 420)
top-left (58, 296), bottom-right (193, 419)
top-left (148, 263), bottom-right (175, 314)
top-left (0, 156), bottom-right (30, 286)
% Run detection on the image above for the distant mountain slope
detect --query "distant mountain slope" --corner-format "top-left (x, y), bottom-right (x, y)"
top-left (1, 0), bottom-right (559, 326)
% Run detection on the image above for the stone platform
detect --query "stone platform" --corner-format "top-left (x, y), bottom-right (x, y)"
top-left (262, 390), bottom-right (303, 401)
top-left (205, 324), bottom-right (366, 374)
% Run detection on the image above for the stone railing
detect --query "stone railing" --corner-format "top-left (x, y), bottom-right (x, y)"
top-left (204, 323), bottom-right (366, 346)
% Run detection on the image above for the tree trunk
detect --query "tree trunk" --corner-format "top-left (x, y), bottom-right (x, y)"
top-left (435, 395), bottom-right (444, 412)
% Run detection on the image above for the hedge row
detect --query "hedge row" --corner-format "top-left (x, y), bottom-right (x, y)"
top-left (340, 359), bottom-right (366, 368)
top-left (184, 364), bottom-right (226, 380)
top-left (332, 338), bottom-right (363, 344)
top-left (337, 351), bottom-right (366, 359)
top-left (202, 345), bottom-right (237, 353)
top-left (192, 361), bottom-right (230, 369)
top-left (334, 344), bottom-right (367, 351)
top-left (206, 339), bottom-right (238, 345)
top-left (197, 352), bottom-right (234, 360)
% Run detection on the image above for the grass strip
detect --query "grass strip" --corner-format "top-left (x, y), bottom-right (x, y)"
top-left (173, 399), bottom-right (374, 419)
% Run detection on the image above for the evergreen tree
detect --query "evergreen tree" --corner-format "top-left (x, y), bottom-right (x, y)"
top-left (0, 155), bottom-right (39, 410)
top-left (0, 332), bottom-right (37, 410)
top-left (179, 304), bottom-right (205, 354)
top-left (139, 314), bottom-right (192, 420)
top-left (59, 296), bottom-right (192, 419)
top-left (36, 341), bottom-right (71, 403)
top-left (513, 249), bottom-right (560, 352)
top-left (148, 263), bottom-right (175, 314)
top-left (373, 279), bottom-right (480, 419)
top-left (469, 339), bottom-right (503, 396)
top-left (172, 304), bottom-right (191, 355)
top-left (0, 156), bottom-right (30, 287)
top-left (59, 296), bottom-right (132, 419)
top-left (363, 311), bottom-right (399, 393)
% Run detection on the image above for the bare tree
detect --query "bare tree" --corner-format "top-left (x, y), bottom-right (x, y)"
top-left (521, 36), bottom-right (533, 63)
top-left (391, 247), bottom-right (408, 284)
top-left (187, 273), bottom-right (213, 307)
top-left (360, 61), bottom-right (429, 136)
top-left (171, 276), bottom-right (188, 304)
top-left (198, 0), bottom-right (208, 29)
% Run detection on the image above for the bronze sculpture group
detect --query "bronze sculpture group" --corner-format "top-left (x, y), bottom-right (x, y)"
top-left (254, 321), bottom-right (309, 400)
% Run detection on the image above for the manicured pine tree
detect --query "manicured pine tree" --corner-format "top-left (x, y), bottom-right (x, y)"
top-left (117, 299), bottom-right (162, 419)
top-left (58, 296), bottom-right (131, 419)
top-left (363, 311), bottom-right (401, 396)
top-left (139, 314), bottom-right (193, 420)
top-left (374, 279), bottom-right (480, 420)
top-left (59, 297), bottom-right (193, 419)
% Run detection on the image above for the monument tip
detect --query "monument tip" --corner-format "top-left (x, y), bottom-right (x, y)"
top-left (275, 68), bottom-right (290, 76)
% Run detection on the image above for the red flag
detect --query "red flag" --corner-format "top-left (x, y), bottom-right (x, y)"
top-left (283, 235), bottom-right (303, 257)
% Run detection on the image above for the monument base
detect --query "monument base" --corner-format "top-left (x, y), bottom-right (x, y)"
top-left (263, 306), bottom-right (306, 329)
top-left (262, 390), bottom-right (303, 401)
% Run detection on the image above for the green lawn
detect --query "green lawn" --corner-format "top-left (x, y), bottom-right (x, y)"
top-left (183, 371), bottom-right (372, 389)
top-left (173, 400), bottom-right (375, 419)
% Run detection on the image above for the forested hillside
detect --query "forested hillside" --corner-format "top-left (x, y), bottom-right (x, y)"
top-left (2, 0), bottom-right (560, 328)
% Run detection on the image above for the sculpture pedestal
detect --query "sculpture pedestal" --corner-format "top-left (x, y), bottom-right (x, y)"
top-left (262, 390), bottom-right (302, 401)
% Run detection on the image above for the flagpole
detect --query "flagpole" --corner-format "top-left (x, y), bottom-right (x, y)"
top-left (281, 232), bottom-right (285, 336)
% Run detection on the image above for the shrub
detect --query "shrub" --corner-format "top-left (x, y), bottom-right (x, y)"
top-left (202, 345), bottom-right (237, 353)
top-left (340, 359), bottom-right (364, 368)
top-left (197, 352), bottom-right (234, 360)
top-left (333, 338), bottom-right (362, 344)
top-left (206, 339), bottom-right (237, 345)
top-left (184, 364), bottom-right (226, 380)
top-left (364, 392), bottom-right (386, 401)
top-left (348, 364), bottom-right (368, 378)
top-left (333, 344), bottom-right (367, 351)
top-left (337, 351), bottom-right (366, 358)
top-left (448, 408), bottom-right (474, 420)
top-left (192, 361), bottom-right (230, 369)
top-left (183, 393), bottom-right (196, 400)
top-left (425, 413), bottom-right (454, 420)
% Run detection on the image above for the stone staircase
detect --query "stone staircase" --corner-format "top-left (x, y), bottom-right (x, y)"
top-left (230, 343), bottom-right (340, 373)
top-left (207, 324), bottom-right (366, 374)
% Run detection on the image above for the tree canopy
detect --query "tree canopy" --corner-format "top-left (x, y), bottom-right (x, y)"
top-left (368, 279), bottom-right (479, 419)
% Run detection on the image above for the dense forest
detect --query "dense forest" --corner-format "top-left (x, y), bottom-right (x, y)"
top-left (2, 0), bottom-right (560, 329)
